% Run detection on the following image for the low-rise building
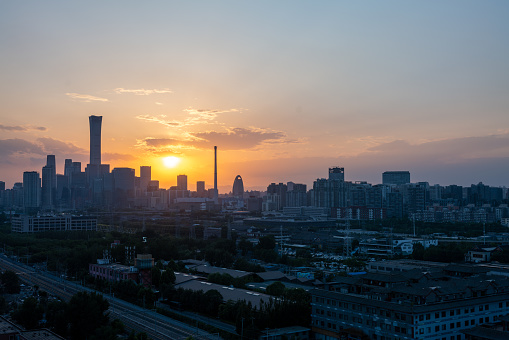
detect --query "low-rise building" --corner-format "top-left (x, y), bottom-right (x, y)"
top-left (311, 263), bottom-right (509, 340)
top-left (11, 214), bottom-right (97, 233)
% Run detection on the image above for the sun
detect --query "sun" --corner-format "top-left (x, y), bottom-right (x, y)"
top-left (163, 156), bottom-right (181, 168)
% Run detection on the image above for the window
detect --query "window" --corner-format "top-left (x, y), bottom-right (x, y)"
top-left (485, 304), bottom-right (489, 310)
top-left (442, 324), bottom-right (446, 331)
top-left (435, 312), bottom-right (440, 319)
top-left (450, 323), bottom-right (454, 329)
top-left (435, 326), bottom-right (440, 332)
top-left (442, 311), bottom-right (446, 317)
top-left (426, 314), bottom-right (431, 320)
top-left (450, 310), bottom-right (454, 316)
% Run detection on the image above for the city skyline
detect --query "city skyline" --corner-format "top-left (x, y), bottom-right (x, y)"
top-left (1, 2), bottom-right (509, 191)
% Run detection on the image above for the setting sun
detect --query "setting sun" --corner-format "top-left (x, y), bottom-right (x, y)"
top-left (163, 156), bottom-right (180, 168)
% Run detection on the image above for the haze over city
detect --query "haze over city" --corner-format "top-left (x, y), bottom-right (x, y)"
top-left (1, 1), bottom-right (509, 192)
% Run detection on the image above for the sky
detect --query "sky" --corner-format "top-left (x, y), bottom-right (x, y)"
top-left (1, 1), bottom-right (509, 193)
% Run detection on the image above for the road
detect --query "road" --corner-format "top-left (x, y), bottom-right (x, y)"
top-left (0, 255), bottom-right (220, 340)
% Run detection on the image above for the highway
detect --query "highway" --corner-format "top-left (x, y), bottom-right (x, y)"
top-left (0, 255), bottom-right (220, 340)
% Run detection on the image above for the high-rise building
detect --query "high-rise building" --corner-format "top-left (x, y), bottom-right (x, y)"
top-left (23, 171), bottom-right (41, 213)
top-left (41, 155), bottom-right (56, 210)
top-left (112, 167), bottom-right (135, 208)
top-left (382, 171), bottom-right (410, 185)
top-left (140, 166), bottom-right (151, 192)
top-left (232, 175), bottom-right (244, 198)
top-left (329, 167), bottom-right (345, 181)
top-left (213, 146), bottom-right (218, 204)
top-left (196, 181), bottom-right (206, 197)
top-left (177, 174), bottom-right (187, 191)
top-left (89, 115), bottom-right (102, 165)
top-left (286, 182), bottom-right (307, 207)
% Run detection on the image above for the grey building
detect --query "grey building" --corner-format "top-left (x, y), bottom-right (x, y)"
top-left (382, 171), bottom-right (410, 185)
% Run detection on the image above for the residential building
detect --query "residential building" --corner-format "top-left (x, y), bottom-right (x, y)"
top-left (311, 266), bottom-right (509, 340)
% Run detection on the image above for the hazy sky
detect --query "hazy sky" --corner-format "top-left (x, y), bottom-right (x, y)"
top-left (1, 1), bottom-right (509, 192)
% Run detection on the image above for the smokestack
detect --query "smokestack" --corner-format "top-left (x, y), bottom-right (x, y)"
top-left (213, 146), bottom-right (218, 203)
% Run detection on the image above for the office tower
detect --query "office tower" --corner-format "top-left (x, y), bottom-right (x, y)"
top-left (41, 166), bottom-right (53, 210)
top-left (112, 167), bottom-right (135, 208)
top-left (41, 155), bottom-right (57, 210)
top-left (177, 174), bottom-right (188, 191)
top-left (329, 167), bottom-right (345, 181)
top-left (23, 171), bottom-right (41, 212)
top-left (89, 115), bottom-right (102, 165)
top-left (196, 181), bottom-right (206, 197)
top-left (382, 171), bottom-right (410, 185)
top-left (213, 146), bottom-right (218, 203)
top-left (140, 166), bottom-right (151, 192)
top-left (232, 175), bottom-right (244, 198)
top-left (0, 181), bottom-right (5, 208)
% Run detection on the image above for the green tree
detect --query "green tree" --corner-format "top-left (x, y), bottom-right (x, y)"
top-left (68, 292), bottom-right (110, 340)
top-left (12, 297), bottom-right (44, 329)
top-left (1, 270), bottom-right (20, 294)
top-left (257, 235), bottom-right (276, 250)
top-left (266, 281), bottom-right (285, 297)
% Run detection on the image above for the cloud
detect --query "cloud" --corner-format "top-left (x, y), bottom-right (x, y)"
top-left (367, 134), bottom-right (509, 161)
top-left (192, 127), bottom-right (289, 150)
top-left (66, 93), bottom-right (109, 102)
top-left (137, 127), bottom-right (300, 152)
top-left (36, 137), bottom-right (86, 155)
top-left (136, 115), bottom-right (184, 128)
top-left (136, 108), bottom-right (241, 128)
top-left (0, 139), bottom-right (44, 163)
top-left (114, 88), bottom-right (172, 95)
top-left (0, 124), bottom-right (47, 132)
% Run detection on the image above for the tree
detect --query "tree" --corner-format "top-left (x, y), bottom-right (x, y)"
top-left (1, 270), bottom-right (20, 294)
top-left (12, 297), bottom-right (44, 329)
top-left (266, 281), bottom-right (285, 297)
top-left (257, 235), bottom-right (276, 250)
top-left (68, 292), bottom-right (110, 340)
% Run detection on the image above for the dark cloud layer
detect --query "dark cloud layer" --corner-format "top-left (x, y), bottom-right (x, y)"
top-left (0, 124), bottom-right (46, 132)
top-left (138, 127), bottom-right (296, 152)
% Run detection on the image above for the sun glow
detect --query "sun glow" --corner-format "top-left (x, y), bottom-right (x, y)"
top-left (163, 156), bottom-right (181, 168)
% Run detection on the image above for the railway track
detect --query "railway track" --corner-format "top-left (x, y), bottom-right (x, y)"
top-left (0, 256), bottom-right (218, 339)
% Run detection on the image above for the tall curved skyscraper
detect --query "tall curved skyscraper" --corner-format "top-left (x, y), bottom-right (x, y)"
top-left (89, 115), bottom-right (102, 165)
top-left (232, 175), bottom-right (244, 198)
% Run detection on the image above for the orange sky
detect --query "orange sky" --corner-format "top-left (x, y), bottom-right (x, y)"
top-left (1, 2), bottom-right (509, 191)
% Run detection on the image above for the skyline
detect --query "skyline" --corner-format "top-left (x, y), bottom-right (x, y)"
top-left (1, 1), bottom-right (509, 191)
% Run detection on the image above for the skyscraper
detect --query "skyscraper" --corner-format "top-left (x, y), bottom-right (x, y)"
top-left (213, 146), bottom-right (218, 203)
top-left (23, 171), bottom-right (41, 213)
top-left (41, 155), bottom-right (56, 210)
top-left (329, 167), bottom-right (345, 181)
top-left (89, 115), bottom-right (102, 165)
top-left (140, 166), bottom-right (151, 192)
top-left (232, 175), bottom-right (244, 198)
top-left (177, 174), bottom-right (188, 191)
top-left (196, 181), bottom-right (206, 197)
